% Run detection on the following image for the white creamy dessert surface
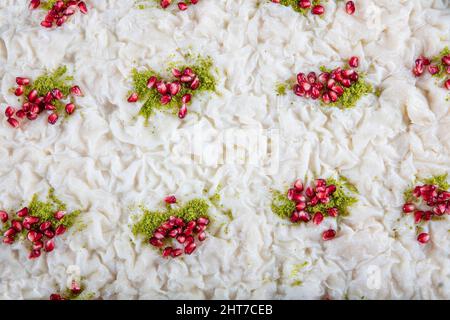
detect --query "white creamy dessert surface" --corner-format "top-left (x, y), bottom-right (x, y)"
top-left (0, 0), bottom-right (449, 299)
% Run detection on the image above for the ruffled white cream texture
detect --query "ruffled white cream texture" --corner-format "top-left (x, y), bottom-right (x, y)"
top-left (0, 0), bottom-right (449, 299)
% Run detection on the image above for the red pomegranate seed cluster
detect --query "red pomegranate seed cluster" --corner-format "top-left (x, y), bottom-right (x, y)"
top-left (292, 56), bottom-right (360, 104)
top-left (30, 0), bottom-right (88, 28)
top-left (271, 0), bottom-right (355, 16)
top-left (160, 0), bottom-right (200, 11)
top-left (402, 183), bottom-right (450, 244)
top-left (150, 215), bottom-right (209, 258)
top-left (6, 77), bottom-right (82, 128)
top-left (413, 53), bottom-right (450, 90)
top-left (287, 178), bottom-right (339, 241)
top-left (128, 67), bottom-right (200, 119)
top-left (1, 207), bottom-right (67, 259)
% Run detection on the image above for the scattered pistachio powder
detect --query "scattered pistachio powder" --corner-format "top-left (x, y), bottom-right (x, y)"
top-left (275, 82), bottom-right (288, 96)
top-left (130, 55), bottom-right (217, 121)
top-left (271, 176), bottom-right (358, 221)
top-left (41, 0), bottom-right (60, 10)
top-left (0, 188), bottom-right (82, 235)
top-left (273, 0), bottom-right (322, 15)
top-left (132, 198), bottom-right (210, 241)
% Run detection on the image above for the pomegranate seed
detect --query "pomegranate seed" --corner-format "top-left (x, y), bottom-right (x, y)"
top-left (161, 0), bottom-right (172, 9)
top-left (345, 1), bottom-right (355, 15)
top-left (293, 179), bottom-right (303, 192)
top-left (176, 235), bottom-right (186, 244)
top-left (174, 218), bottom-right (184, 227)
top-left (191, 0), bottom-right (198, 4)
top-left (185, 235), bottom-right (194, 244)
top-left (45, 104), bottom-right (55, 111)
top-left (197, 217), bottom-right (209, 225)
top-left (56, 16), bottom-right (67, 26)
top-left (48, 113), bottom-right (59, 125)
top-left (178, 104), bottom-right (187, 119)
top-left (402, 203), bottom-right (415, 213)
top-left (311, 87), bottom-right (320, 99)
top-left (156, 82), bottom-right (168, 95)
top-left (290, 211), bottom-right (300, 223)
top-left (428, 64), bottom-right (439, 75)
top-left (44, 239), bottom-right (55, 252)
top-left (50, 294), bottom-right (63, 300)
top-left (198, 232), bottom-right (206, 241)
top-left (299, 0), bottom-right (311, 9)
top-left (417, 232), bottom-right (430, 244)
top-left (64, 7), bottom-right (76, 16)
top-left (27, 89), bottom-right (38, 102)
top-left (16, 207), bottom-right (29, 217)
top-left (16, 77), bottom-right (30, 86)
top-left (311, 5), bottom-right (324, 15)
top-left (4, 228), bottom-right (16, 237)
top-left (44, 229), bottom-right (55, 239)
top-left (190, 76), bottom-right (200, 90)
top-left (195, 224), bottom-right (207, 233)
top-left (70, 85), bottom-right (83, 96)
top-left (162, 247), bottom-right (173, 258)
top-left (29, 0), bottom-right (41, 10)
top-left (149, 237), bottom-right (164, 247)
top-left (185, 242), bottom-right (197, 255)
top-left (39, 221), bottom-right (52, 231)
top-left (78, 1), bottom-right (88, 14)
top-left (181, 94), bottom-right (192, 104)
top-left (272, 0), bottom-right (281, 3)
top-left (326, 185), bottom-right (337, 195)
top-left (300, 81), bottom-right (311, 92)
top-left (55, 225), bottom-right (66, 235)
top-left (329, 91), bottom-right (338, 102)
top-left (14, 86), bottom-right (24, 96)
top-left (178, 2), bottom-right (188, 10)
top-left (322, 229), bottom-right (336, 241)
top-left (24, 216), bottom-right (40, 225)
top-left (183, 67), bottom-right (195, 77)
top-left (0, 211), bottom-right (8, 223)
top-left (29, 249), bottom-right (41, 259)
top-left (296, 202), bottom-right (306, 211)
top-left (147, 76), bottom-right (157, 89)
top-left (172, 69), bottom-right (182, 78)
top-left (5, 106), bottom-right (15, 118)
top-left (180, 75), bottom-right (193, 83)
top-left (444, 79), bottom-right (450, 90)
top-left (127, 92), bottom-right (138, 103)
top-left (27, 230), bottom-right (42, 242)
top-left (331, 85), bottom-right (344, 96)
top-left (3, 236), bottom-right (14, 245)
top-left (327, 207), bottom-right (339, 217)
top-left (321, 93), bottom-right (331, 104)
top-left (414, 211), bottom-right (423, 224)
top-left (171, 248), bottom-right (183, 257)
top-left (164, 195), bottom-right (177, 204)
top-left (160, 94), bottom-right (172, 105)
top-left (348, 56), bottom-right (359, 68)
top-left (153, 231), bottom-right (165, 240)
top-left (51, 89), bottom-right (63, 100)
top-left (298, 211), bottom-right (311, 222)
top-left (51, 212), bottom-right (65, 222)
top-left (33, 240), bottom-right (43, 250)
top-left (168, 229), bottom-right (179, 238)
top-left (64, 103), bottom-right (75, 115)
top-left (413, 65), bottom-right (424, 77)
top-left (12, 220), bottom-right (22, 232)
top-left (442, 55), bottom-right (450, 66)
top-left (312, 212), bottom-right (324, 225)
top-left (41, 21), bottom-right (53, 28)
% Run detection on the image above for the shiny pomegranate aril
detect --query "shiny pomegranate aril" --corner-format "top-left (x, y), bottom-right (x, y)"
top-left (298, 211), bottom-right (311, 222)
top-left (329, 91), bottom-right (338, 102)
top-left (28, 89), bottom-right (38, 102)
top-left (348, 56), bottom-right (359, 68)
top-left (12, 220), bottom-right (22, 232)
top-left (177, 235), bottom-right (186, 244)
top-left (322, 93), bottom-right (331, 104)
top-left (14, 86), bottom-right (24, 96)
top-left (41, 21), bottom-right (53, 28)
top-left (27, 230), bottom-right (41, 242)
top-left (168, 229), bottom-right (179, 238)
top-left (178, 104), bottom-right (187, 119)
top-left (162, 247), bottom-right (173, 257)
top-left (156, 82), bottom-right (168, 95)
top-left (428, 64), bottom-right (439, 75)
top-left (417, 232), bottom-right (430, 244)
top-left (54, 211), bottom-right (65, 220)
top-left (290, 211), bottom-right (300, 223)
top-left (78, 1), bottom-right (88, 14)
top-left (44, 229), bottom-right (55, 239)
top-left (3, 236), bottom-right (14, 245)
top-left (442, 55), bottom-right (450, 66)
top-left (44, 239), bottom-right (55, 252)
top-left (0, 211), bottom-right (8, 223)
top-left (311, 5), bottom-right (324, 15)
top-left (160, 94), bottom-right (172, 105)
top-left (322, 229), bottom-right (336, 241)
top-left (181, 94), bottom-right (192, 104)
top-left (295, 202), bottom-right (306, 211)
top-left (48, 113), bottom-right (59, 125)
top-left (127, 93), bottom-right (138, 103)
top-left (33, 240), bottom-right (43, 250)
top-left (185, 242), bottom-right (197, 255)
top-left (299, 0), bottom-right (311, 9)
top-left (16, 77), bottom-right (30, 86)
top-left (171, 248), bottom-right (183, 257)
top-left (414, 211), bottom-right (423, 224)
top-left (172, 69), bottom-right (182, 78)
top-left (445, 79), bottom-right (450, 90)
top-left (65, 103), bottom-right (75, 115)
top-left (45, 104), bottom-right (56, 111)
top-left (17, 207), bottom-right (29, 217)
top-left (29, 249), bottom-right (41, 259)
top-left (29, 0), bottom-right (41, 9)
top-left (195, 224), bottom-right (207, 233)
top-left (327, 207), bottom-right (338, 217)
top-left (39, 221), bottom-right (52, 231)
top-left (413, 65), bottom-right (424, 77)
top-left (313, 212), bottom-right (324, 225)
top-left (178, 2), bottom-right (188, 10)
top-left (198, 232), bottom-right (206, 241)
top-left (402, 203), bottom-right (415, 213)
top-left (55, 225), bottom-right (66, 235)
top-left (4, 228), bottom-right (16, 237)
top-left (147, 76), bottom-right (157, 89)
top-left (70, 85), bottom-right (83, 96)
top-left (197, 217), bottom-right (209, 225)
top-left (164, 195), bottom-right (177, 204)
top-left (50, 294), bottom-right (63, 300)
top-left (190, 77), bottom-right (200, 90)
top-left (149, 237), bottom-right (163, 247)
top-left (345, 1), bottom-right (355, 15)
top-left (5, 106), bottom-right (15, 118)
